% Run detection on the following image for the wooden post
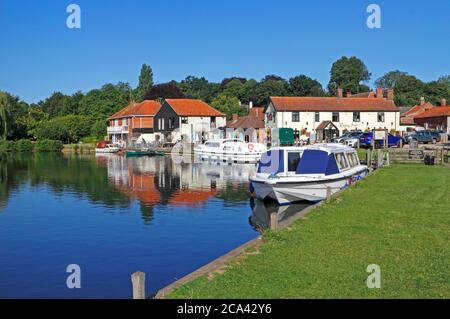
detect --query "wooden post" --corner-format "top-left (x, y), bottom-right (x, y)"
top-left (131, 271), bottom-right (146, 299)
top-left (366, 149), bottom-right (371, 168)
top-left (326, 186), bottom-right (332, 203)
top-left (386, 150), bottom-right (390, 166)
top-left (377, 149), bottom-right (382, 168)
top-left (270, 212), bottom-right (278, 231)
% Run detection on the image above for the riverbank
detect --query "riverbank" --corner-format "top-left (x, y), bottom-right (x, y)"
top-left (167, 164), bottom-right (450, 298)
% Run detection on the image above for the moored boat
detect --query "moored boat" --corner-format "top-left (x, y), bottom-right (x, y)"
top-left (95, 142), bottom-right (120, 154)
top-left (125, 149), bottom-right (165, 157)
top-left (194, 139), bottom-right (267, 164)
top-left (250, 144), bottom-right (369, 205)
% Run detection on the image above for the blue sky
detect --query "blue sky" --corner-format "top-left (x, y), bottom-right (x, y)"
top-left (0, 0), bottom-right (449, 103)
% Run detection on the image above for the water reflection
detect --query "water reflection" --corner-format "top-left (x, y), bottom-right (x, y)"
top-left (249, 199), bottom-right (312, 231)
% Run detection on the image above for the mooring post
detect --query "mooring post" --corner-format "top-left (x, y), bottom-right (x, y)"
top-left (326, 186), bottom-right (332, 203)
top-left (270, 212), bottom-right (278, 231)
top-left (131, 271), bottom-right (146, 299)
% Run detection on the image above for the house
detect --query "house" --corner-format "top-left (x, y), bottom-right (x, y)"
top-left (226, 106), bottom-right (266, 143)
top-left (107, 100), bottom-right (162, 146)
top-left (265, 88), bottom-right (401, 140)
top-left (414, 99), bottom-right (450, 135)
top-left (154, 99), bottom-right (226, 143)
top-left (400, 97), bottom-right (434, 130)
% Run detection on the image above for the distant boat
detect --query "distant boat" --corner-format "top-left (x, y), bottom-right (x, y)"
top-left (250, 144), bottom-right (369, 205)
top-left (194, 139), bottom-right (267, 164)
top-left (95, 142), bottom-right (120, 154)
top-left (125, 149), bottom-right (165, 157)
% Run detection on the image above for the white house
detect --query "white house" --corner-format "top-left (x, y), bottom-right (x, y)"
top-left (265, 88), bottom-right (401, 138)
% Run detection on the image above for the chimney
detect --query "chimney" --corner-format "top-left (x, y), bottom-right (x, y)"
top-left (337, 88), bottom-right (343, 98)
top-left (420, 97), bottom-right (425, 106)
top-left (249, 101), bottom-right (253, 109)
top-left (376, 87), bottom-right (383, 99)
top-left (346, 90), bottom-right (352, 98)
top-left (387, 88), bottom-right (394, 101)
top-left (441, 98), bottom-right (447, 107)
top-left (232, 114), bottom-right (238, 121)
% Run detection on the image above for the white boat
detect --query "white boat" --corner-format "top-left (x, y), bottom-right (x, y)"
top-left (95, 144), bottom-right (120, 154)
top-left (250, 144), bottom-right (369, 205)
top-left (194, 139), bottom-right (267, 164)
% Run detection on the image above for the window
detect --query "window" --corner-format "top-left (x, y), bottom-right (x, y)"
top-left (168, 117), bottom-right (176, 129)
top-left (181, 117), bottom-right (188, 124)
top-left (160, 118), bottom-right (165, 130)
top-left (378, 112), bottom-right (385, 122)
top-left (292, 112), bottom-right (300, 122)
top-left (335, 153), bottom-right (349, 170)
top-left (347, 153), bottom-right (359, 167)
top-left (287, 152), bottom-right (302, 172)
top-left (332, 112), bottom-right (340, 122)
top-left (353, 112), bottom-right (360, 122)
top-left (315, 112), bottom-right (320, 122)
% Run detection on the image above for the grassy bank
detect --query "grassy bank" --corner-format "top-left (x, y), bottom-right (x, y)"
top-left (62, 143), bottom-right (96, 154)
top-left (169, 164), bottom-right (450, 298)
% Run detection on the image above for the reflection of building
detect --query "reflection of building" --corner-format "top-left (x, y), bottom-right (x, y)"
top-left (154, 99), bottom-right (226, 143)
top-left (107, 100), bottom-right (162, 146)
top-left (97, 155), bottom-right (256, 209)
top-left (265, 88), bottom-right (401, 136)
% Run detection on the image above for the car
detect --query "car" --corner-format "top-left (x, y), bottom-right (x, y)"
top-left (405, 130), bottom-right (437, 144)
top-left (345, 133), bottom-right (365, 148)
top-left (429, 130), bottom-right (442, 142)
top-left (359, 132), bottom-right (403, 148)
top-left (333, 131), bottom-right (363, 143)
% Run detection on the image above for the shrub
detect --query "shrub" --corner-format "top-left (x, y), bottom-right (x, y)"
top-left (0, 140), bottom-right (16, 153)
top-left (15, 139), bottom-right (34, 152)
top-left (81, 136), bottom-right (98, 144)
top-left (35, 139), bottom-right (63, 152)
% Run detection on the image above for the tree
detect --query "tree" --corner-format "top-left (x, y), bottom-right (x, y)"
top-left (424, 81), bottom-right (450, 105)
top-left (220, 77), bottom-right (247, 88)
top-left (211, 94), bottom-right (247, 120)
top-left (375, 70), bottom-right (408, 89)
top-left (240, 79), bottom-right (259, 104)
top-left (254, 80), bottom-right (288, 105)
top-left (16, 107), bottom-right (49, 139)
top-left (135, 64), bottom-right (154, 102)
top-left (79, 82), bottom-right (132, 117)
top-left (177, 76), bottom-right (220, 103)
top-left (393, 75), bottom-right (425, 106)
top-left (222, 79), bottom-right (246, 100)
top-left (328, 56), bottom-right (371, 95)
top-left (0, 92), bottom-right (10, 140)
top-left (36, 115), bottom-right (95, 143)
top-left (288, 75), bottom-right (325, 96)
top-left (262, 75), bottom-right (285, 82)
top-left (144, 82), bottom-right (184, 100)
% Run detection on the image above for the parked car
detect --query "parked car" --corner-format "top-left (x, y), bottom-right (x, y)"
top-left (405, 130), bottom-right (437, 144)
top-left (429, 130), bottom-right (442, 142)
top-left (333, 131), bottom-right (363, 143)
top-left (345, 133), bottom-right (365, 148)
top-left (359, 132), bottom-right (403, 148)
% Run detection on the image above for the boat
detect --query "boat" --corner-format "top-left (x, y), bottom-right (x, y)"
top-left (125, 149), bottom-right (165, 157)
top-left (194, 139), bottom-right (267, 164)
top-left (250, 144), bottom-right (369, 205)
top-left (95, 142), bottom-right (120, 154)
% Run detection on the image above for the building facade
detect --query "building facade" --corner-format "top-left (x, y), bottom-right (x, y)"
top-left (107, 100), bottom-right (162, 146)
top-left (265, 89), bottom-right (401, 140)
top-left (414, 99), bottom-right (450, 134)
top-left (154, 99), bottom-right (226, 143)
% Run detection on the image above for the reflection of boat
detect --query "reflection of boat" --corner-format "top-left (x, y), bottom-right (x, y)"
top-left (126, 149), bottom-right (165, 157)
top-left (95, 142), bottom-right (120, 154)
top-left (250, 144), bottom-right (369, 204)
top-left (194, 139), bottom-right (266, 164)
top-left (249, 199), bottom-right (311, 231)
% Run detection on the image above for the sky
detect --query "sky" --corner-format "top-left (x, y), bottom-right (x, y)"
top-left (0, 0), bottom-right (449, 104)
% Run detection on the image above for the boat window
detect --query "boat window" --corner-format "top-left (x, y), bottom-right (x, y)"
top-left (347, 152), bottom-right (359, 167)
top-left (335, 153), bottom-right (349, 170)
top-left (205, 142), bottom-right (220, 148)
top-left (287, 152), bottom-right (301, 172)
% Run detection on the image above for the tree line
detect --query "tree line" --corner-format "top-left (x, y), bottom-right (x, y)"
top-left (1, 56), bottom-right (449, 144)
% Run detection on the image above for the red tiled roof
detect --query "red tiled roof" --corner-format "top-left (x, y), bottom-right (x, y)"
top-left (165, 99), bottom-right (225, 117)
top-left (109, 100), bottom-right (162, 120)
top-left (227, 115), bottom-right (265, 129)
top-left (249, 107), bottom-right (265, 117)
top-left (401, 103), bottom-right (434, 117)
top-left (414, 106), bottom-right (450, 119)
top-left (269, 96), bottom-right (399, 112)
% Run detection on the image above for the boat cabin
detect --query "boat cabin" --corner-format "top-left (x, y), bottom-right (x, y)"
top-left (257, 144), bottom-right (361, 176)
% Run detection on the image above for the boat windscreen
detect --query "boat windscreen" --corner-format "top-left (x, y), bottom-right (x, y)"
top-left (296, 150), bottom-right (340, 175)
top-left (257, 150), bottom-right (284, 174)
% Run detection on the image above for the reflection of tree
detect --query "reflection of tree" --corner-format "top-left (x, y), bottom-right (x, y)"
top-left (0, 154), bottom-right (131, 212)
top-left (139, 204), bottom-right (154, 226)
top-left (215, 181), bottom-right (251, 204)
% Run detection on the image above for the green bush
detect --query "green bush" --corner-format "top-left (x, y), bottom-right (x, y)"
top-left (0, 140), bottom-right (16, 153)
top-left (15, 139), bottom-right (34, 152)
top-left (81, 136), bottom-right (98, 144)
top-left (35, 139), bottom-right (63, 152)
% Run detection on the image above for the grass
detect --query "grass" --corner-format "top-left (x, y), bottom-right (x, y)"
top-left (168, 164), bottom-right (450, 298)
